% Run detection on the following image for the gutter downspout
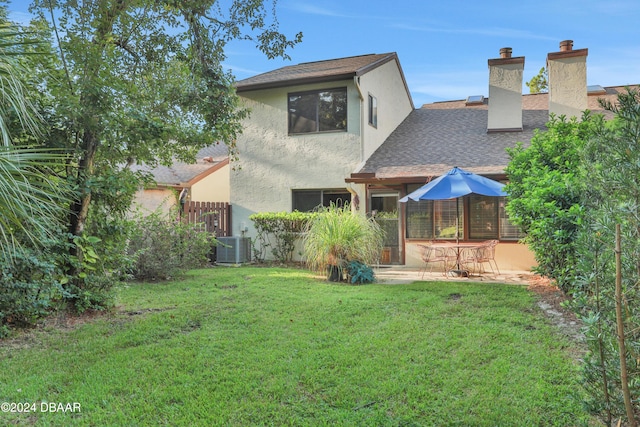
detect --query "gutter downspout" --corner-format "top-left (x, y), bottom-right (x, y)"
top-left (351, 77), bottom-right (365, 215)
top-left (354, 76), bottom-right (365, 163)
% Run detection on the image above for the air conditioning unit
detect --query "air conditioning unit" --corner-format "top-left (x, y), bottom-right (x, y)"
top-left (216, 236), bottom-right (251, 264)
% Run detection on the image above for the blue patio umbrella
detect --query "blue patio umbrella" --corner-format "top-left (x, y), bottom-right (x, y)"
top-left (399, 167), bottom-right (507, 202)
top-left (399, 167), bottom-right (507, 272)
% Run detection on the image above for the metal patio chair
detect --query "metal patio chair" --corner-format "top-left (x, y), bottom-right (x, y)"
top-left (418, 243), bottom-right (455, 278)
top-left (472, 240), bottom-right (500, 275)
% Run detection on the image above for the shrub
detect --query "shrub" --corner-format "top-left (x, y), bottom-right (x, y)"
top-left (505, 114), bottom-right (592, 292)
top-left (250, 211), bottom-right (316, 262)
top-left (128, 209), bottom-right (215, 280)
top-left (0, 245), bottom-right (62, 335)
top-left (346, 260), bottom-right (375, 284)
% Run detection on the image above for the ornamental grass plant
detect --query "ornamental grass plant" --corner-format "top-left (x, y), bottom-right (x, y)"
top-left (303, 203), bottom-right (383, 281)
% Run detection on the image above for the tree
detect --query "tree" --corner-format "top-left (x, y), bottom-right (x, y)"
top-left (572, 88), bottom-right (640, 424)
top-left (506, 90), bottom-right (640, 424)
top-left (26, 0), bottom-right (301, 306)
top-left (525, 67), bottom-right (548, 94)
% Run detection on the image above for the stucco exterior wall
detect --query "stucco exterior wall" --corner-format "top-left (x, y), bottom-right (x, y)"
top-left (232, 81), bottom-right (363, 238)
top-left (548, 55), bottom-right (587, 119)
top-left (132, 188), bottom-right (177, 215)
top-left (488, 62), bottom-right (524, 130)
top-left (190, 163), bottom-right (230, 202)
top-left (358, 59), bottom-right (414, 160)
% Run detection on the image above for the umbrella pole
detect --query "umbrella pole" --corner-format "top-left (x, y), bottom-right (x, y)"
top-left (456, 197), bottom-right (460, 270)
top-left (451, 197), bottom-right (468, 277)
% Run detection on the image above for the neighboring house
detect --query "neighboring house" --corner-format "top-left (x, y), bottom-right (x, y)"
top-left (132, 143), bottom-right (230, 214)
top-left (232, 42), bottom-right (636, 270)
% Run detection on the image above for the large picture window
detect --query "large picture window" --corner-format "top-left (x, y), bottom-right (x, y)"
top-left (405, 197), bottom-right (463, 240)
top-left (292, 189), bottom-right (351, 212)
top-left (288, 88), bottom-right (347, 134)
top-left (404, 184), bottom-right (521, 241)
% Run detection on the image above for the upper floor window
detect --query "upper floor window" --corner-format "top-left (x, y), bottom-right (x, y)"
top-left (288, 88), bottom-right (347, 134)
top-left (368, 94), bottom-right (377, 128)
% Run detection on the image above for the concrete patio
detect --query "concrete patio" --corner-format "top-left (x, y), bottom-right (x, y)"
top-left (373, 266), bottom-right (535, 285)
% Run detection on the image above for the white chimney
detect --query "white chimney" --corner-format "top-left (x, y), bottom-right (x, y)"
top-left (547, 40), bottom-right (588, 119)
top-left (487, 47), bottom-right (525, 132)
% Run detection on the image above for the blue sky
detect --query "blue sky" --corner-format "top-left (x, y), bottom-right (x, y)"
top-left (8, 0), bottom-right (640, 107)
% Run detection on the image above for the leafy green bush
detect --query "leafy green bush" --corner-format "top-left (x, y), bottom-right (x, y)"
top-left (505, 114), bottom-right (593, 292)
top-left (304, 203), bottom-right (383, 281)
top-left (0, 245), bottom-right (62, 335)
top-left (250, 211), bottom-right (316, 262)
top-left (346, 260), bottom-right (375, 284)
top-left (127, 209), bottom-right (215, 280)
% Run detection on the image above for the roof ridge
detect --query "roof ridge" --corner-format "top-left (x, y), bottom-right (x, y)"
top-left (297, 52), bottom-right (392, 66)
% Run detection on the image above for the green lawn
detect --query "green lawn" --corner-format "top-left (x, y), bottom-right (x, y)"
top-left (0, 267), bottom-right (591, 426)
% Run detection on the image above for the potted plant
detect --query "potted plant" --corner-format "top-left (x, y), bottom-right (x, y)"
top-left (303, 203), bottom-right (384, 282)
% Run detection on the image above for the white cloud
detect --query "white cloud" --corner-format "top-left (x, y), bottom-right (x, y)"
top-left (283, 3), bottom-right (349, 18)
top-left (390, 22), bottom-right (556, 41)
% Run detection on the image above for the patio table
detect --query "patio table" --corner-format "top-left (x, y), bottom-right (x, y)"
top-left (428, 242), bottom-right (487, 276)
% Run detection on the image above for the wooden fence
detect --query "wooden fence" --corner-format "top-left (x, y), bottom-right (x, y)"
top-left (182, 201), bottom-right (231, 237)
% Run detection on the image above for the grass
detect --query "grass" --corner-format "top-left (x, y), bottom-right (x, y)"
top-left (0, 266), bottom-right (591, 426)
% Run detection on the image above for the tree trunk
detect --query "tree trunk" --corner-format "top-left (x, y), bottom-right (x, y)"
top-left (69, 130), bottom-right (98, 237)
top-left (66, 129), bottom-right (99, 301)
top-left (615, 224), bottom-right (637, 427)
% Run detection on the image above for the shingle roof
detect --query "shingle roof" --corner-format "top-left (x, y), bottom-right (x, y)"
top-left (235, 53), bottom-right (399, 92)
top-left (353, 85), bottom-right (635, 181)
top-left (132, 143), bottom-right (229, 187)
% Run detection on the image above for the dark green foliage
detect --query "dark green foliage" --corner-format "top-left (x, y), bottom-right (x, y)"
top-left (0, 246), bottom-right (61, 336)
top-left (508, 89), bottom-right (640, 424)
top-left (346, 260), bottom-right (375, 284)
top-left (127, 209), bottom-right (216, 281)
top-left (569, 89), bottom-right (640, 424)
top-left (505, 113), bottom-right (594, 292)
top-left (250, 211), bottom-right (316, 262)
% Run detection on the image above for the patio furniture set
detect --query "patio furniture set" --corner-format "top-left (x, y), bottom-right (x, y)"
top-left (418, 240), bottom-right (500, 278)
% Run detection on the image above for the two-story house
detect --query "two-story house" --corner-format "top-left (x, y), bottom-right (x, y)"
top-left (232, 42), bottom-right (636, 271)
top-left (232, 53), bottom-right (414, 250)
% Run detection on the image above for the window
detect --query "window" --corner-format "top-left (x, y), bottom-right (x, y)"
top-left (405, 184), bottom-right (463, 240)
top-left (499, 199), bottom-right (523, 240)
top-left (468, 195), bottom-right (498, 239)
top-left (292, 189), bottom-right (351, 212)
top-left (368, 94), bottom-right (377, 127)
top-left (288, 88), bottom-right (347, 134)
top-left (404, 184), bottom-right (522, 240)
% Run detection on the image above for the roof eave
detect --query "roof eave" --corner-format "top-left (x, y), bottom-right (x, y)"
top-left (236, 73), bottom-right (357, 93)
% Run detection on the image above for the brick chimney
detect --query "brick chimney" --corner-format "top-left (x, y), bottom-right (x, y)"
top-left (547, 40), bottom-right (588, 119)
top-left (487, 47), bottom-right (525, 132)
